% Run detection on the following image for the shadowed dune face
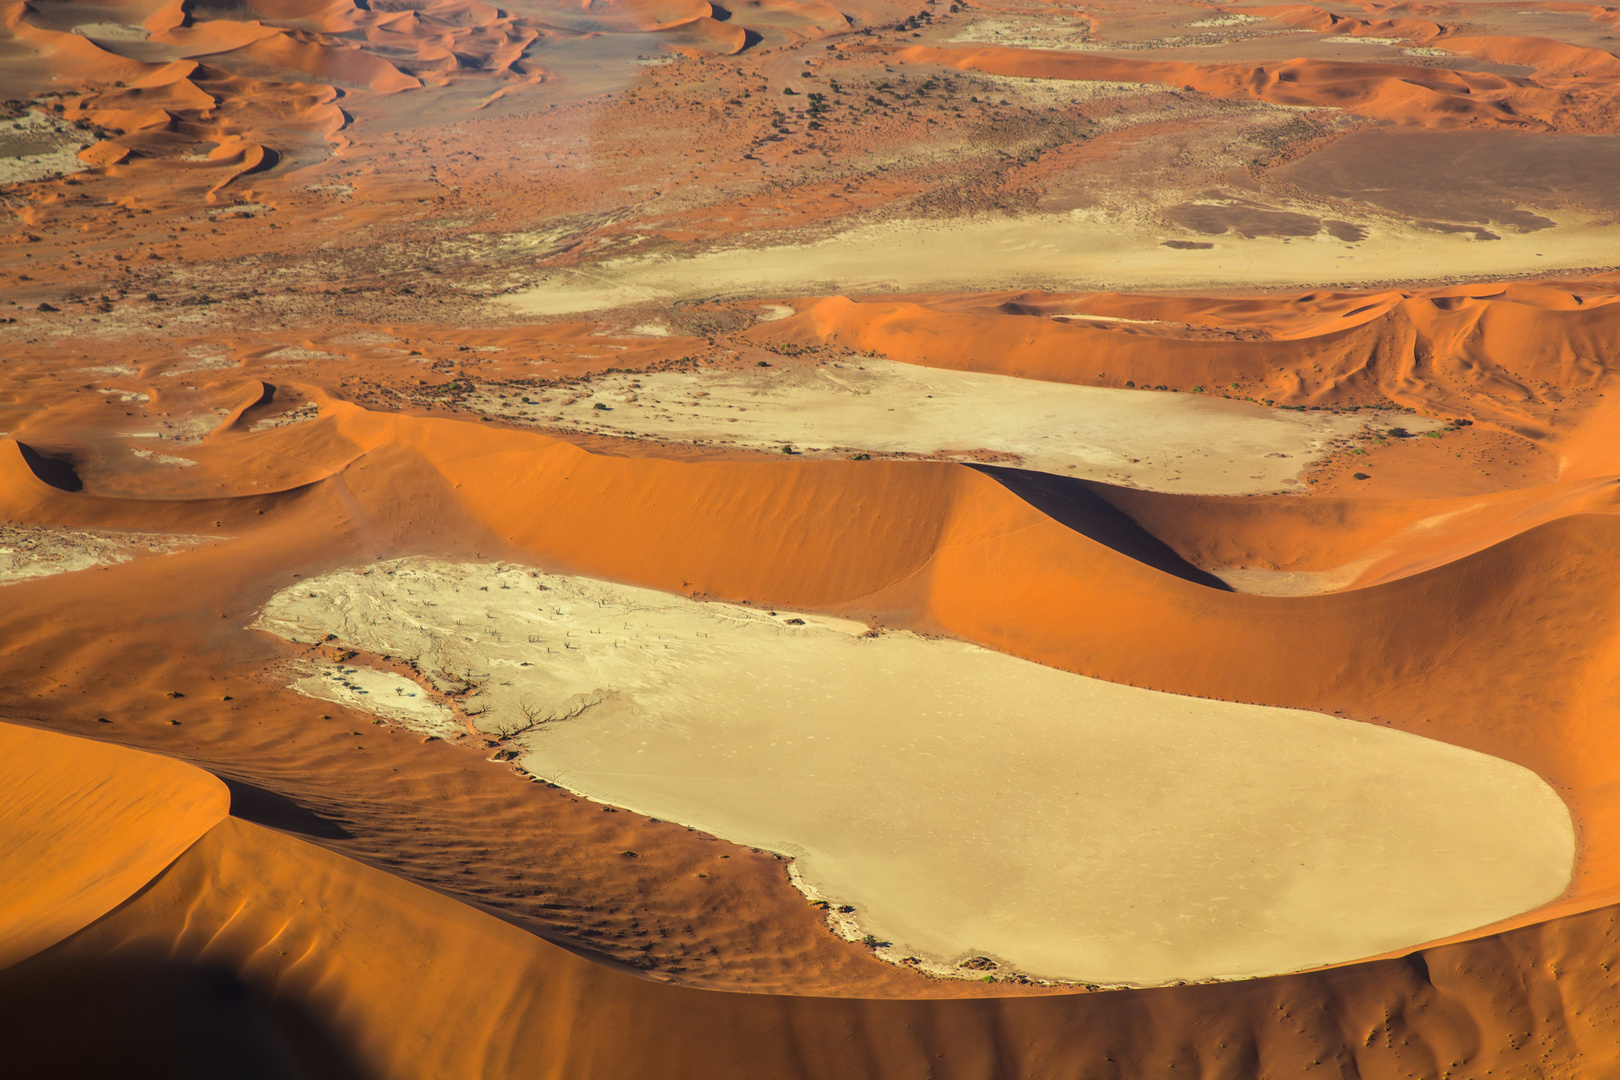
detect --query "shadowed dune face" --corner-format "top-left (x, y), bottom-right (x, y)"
top-left (0, 958), bottom-right (332, 1080)
top-left (10, 0), bottom-right (1620, 1072)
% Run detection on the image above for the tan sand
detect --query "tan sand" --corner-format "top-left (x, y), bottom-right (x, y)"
top-left (289, 662), bottom-right (460, 736)
top-left (257, 558), bottom-right (1575, 986)
top-left (470, 357), bottom-right (1367, 494)
top-left (500, 208), bottom-right (1620, 315)
top-left (0, 523), bottom-right (207, 584)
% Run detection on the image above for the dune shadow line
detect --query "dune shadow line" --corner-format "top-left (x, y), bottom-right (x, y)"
top-left (967, 465), bottom-right (1231, 590)
top-left (220, 776), bottom-right (353, 840)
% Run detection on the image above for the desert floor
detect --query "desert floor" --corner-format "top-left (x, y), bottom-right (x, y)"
top-left (6, 0), bottom-right (1620, 1075)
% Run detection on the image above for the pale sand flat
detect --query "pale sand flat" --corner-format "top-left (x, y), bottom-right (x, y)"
top-left (0, 524), bottom-right (208, 585)
top-left (500, 208), bottom-right (1620, 316)
top-left (290, 663), bottom-right (460, 737)
top-left (472, 357), bottom-right (1370, 495)
top-left (257, 559), bottom-right (1575, 987)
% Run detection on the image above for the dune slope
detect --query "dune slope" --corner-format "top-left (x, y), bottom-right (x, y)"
top-left (0, 723), bottom-right (229, 970)
top-left (0, 791), bottom-right (1616, 1079)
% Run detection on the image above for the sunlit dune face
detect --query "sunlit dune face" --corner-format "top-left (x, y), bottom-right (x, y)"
top-left (258, 558), bottom-right (1575, 986)
top-left (0, 724), bottom-right (229, 970)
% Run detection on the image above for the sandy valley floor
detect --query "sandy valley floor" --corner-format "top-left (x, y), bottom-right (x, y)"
top-left (469, 357), bottom-right (1370, 493)
top-left (258, 558), bottom-right (1575, 986)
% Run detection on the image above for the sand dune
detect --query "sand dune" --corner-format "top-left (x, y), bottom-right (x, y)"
top-left (8, 401), bottom-right (1620, 917)
top-left (0, 721), bottom-right (1612, 1078)
top-left (26, 397), bottom-right (1613, 942)
top-left (766, 289), bottom-right (1620, 435)
top-left (1085, 474), bottom-right (1620, 595)
top-left (271, 406), bottom-right (1620, 917)
top-left (0, 723), bottom-right (227, 970)
top-left (3, 383), bottom-right (1620, 1071)
top-left (896, 40), bottom-right (1620, 133)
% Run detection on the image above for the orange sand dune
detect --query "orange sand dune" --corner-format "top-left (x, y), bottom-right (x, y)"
top-left (214, 32), bottom-right (424, 93)
top-left (325, 407), bottom-right (1620, 917)
top-left (1082, 473), bottom-right (1620, 591)
top-left (12, 0), bottom-right (1620, 1067)
top-left (0, 723), bottom-right (227, 970)
top-left (771, 289), bottom-right (1620, 453)
top-left (1251, 3), bottom-right (1620, 79)
top-left (0, 436), bottom-right (326, 526)
top-left (894, 42), bottom-right (1620, 133)
top-left (5, 330), bottom-right (1620, 1071)
top-left (58, 55), bottom-right (346, 197)
top-left (3, 723), bottom-right (1620, 1079)
top-left (14, 400), bottom-right (1620, 930)
top-left (0, 0), bottom-right (847, 200)
top-left (143, 1), bottom-right (282, 52)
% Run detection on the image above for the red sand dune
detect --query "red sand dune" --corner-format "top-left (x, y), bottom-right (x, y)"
top-left (5, 720), bottom-right (1620, 1079)
top-left (893, 41), bottom-right (1620, 133)
top-left (6, 403), bottom-right (1620, 921)
top-left (770, 286), bottom-right (1620, 447)
top-left (6, 312), bottom-right (1620, 1072)
top-left (0, 723), bottom-right (228, 970)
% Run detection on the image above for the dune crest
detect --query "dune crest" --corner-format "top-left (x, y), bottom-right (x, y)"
top-left (774, 287), bottom-right (1620, 444)
top-left (0, 722), bottom-right (229, 971)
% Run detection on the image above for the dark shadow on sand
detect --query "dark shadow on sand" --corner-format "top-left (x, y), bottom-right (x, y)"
top-left (967, 465), bottom-right (1231, 590)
